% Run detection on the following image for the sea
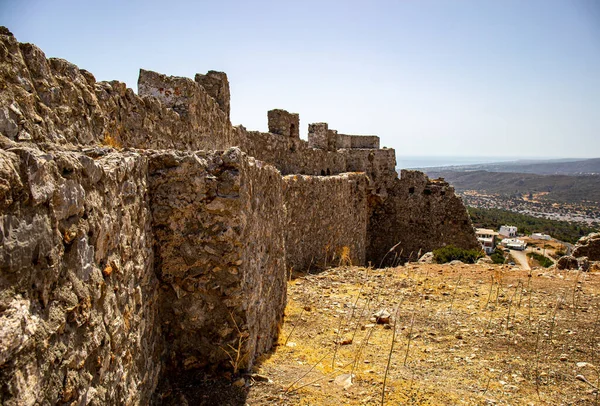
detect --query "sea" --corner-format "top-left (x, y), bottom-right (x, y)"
top-left (396, 155), bottom-right (518, 169)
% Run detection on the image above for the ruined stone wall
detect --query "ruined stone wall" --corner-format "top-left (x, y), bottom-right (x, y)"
top-left (0, 29), bottom-right (235, 151)
top-left (337, 134), bottom-right (380, 149)
top-left (0, 146), bottom-right (162, 405)
top-left (283, 173), bottom-right (369, 271)
top-left (138, 69), bottom-right (235, 150)
top-left (367, 170), bottom-right (480, 265)
top-left (148, 148), bottom-right (286, 372)
top-left (267, 109), bottom-right (299, 138)
top-left (194, 71), bottom-right (231, 121)
top-left (237, 126), bottom-right (347, 176)
top-left (343, 148), bottom-right (398, 192)
top-left (0, 28), bottom-right (389, 181)
top-left (0, 28), bottom-right (481, 404)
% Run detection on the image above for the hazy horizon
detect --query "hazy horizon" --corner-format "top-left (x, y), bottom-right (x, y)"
top-left (2, 0), bottom-right (599, 158)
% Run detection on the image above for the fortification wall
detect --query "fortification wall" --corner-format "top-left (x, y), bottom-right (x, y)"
top-left (367, 170), bottom-right (480, 265)
top-left (342, 148), bottom-right (397, 192)
top-left (0, 147), bottom-right (162, 405)
top-left (148, 148), bottom-right (286, 371)
top-left (236, 126), bottom-right (347, 176)
top-left (0, 27), bottom-right (480, 404)
top-left (283, 173), bottom-right (369, 272)
top-left (0, 31), bottom-right (235, 151)
top-left (337, 134), bottom-right (380, 149)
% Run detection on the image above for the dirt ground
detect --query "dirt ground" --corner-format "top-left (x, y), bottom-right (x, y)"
top-left (160, 263), bottom-right (600, 405)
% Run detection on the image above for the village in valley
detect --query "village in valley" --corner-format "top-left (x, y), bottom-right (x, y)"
top-left (475, 224), bottom-right (569, 270)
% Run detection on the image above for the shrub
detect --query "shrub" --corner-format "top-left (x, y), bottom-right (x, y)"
top-left (102, 134), bottom-right (122, 149)
top-left (433, 245), bottom-right (484, 264)
top-left (489, 248), bottom-right (506, 264)
top-left (527, 252), bottom-right (553, 268)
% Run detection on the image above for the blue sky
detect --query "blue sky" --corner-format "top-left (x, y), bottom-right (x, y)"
top-left (2, 0), bottom-right (599, 158)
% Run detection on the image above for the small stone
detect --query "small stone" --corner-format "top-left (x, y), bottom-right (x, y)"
top-left (333, 373), bottom-right (354, 389)
top-left (17, 130), bottom-right (32, 141)
top-left (373, 309), bottom-right (391, 324)
top-left (559, 354), bottom-right (568, 362)
top-left (232, 377), bottom-right (245, 387)
top-left (250, 374), bottom-right (271, 383)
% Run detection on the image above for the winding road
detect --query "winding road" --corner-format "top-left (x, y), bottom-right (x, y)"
top-left (509, 249), bottom-right (531, 270)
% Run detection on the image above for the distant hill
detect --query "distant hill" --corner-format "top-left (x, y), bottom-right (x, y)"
top-left (423, 170), bottom-right (600, 204)
top-left (417, 158), bottom-right (600, 175)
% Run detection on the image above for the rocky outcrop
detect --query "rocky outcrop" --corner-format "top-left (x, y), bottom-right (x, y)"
top-left (557, 255), bottom-right (579, 270)
top-left (572, 233), bottom-right (600, 261)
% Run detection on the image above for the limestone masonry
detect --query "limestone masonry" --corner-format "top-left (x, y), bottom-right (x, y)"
top-left (0, 27), bottom-right (478, 404)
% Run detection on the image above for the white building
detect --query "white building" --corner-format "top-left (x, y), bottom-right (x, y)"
top-left (476, 228), bottom-right (498, 255)
top-left (501, 238), bottom-right (527, 251)
top-left (499, 225), bottom-right (517, 237)
top-left (531, 233), bottom-right (551, 240)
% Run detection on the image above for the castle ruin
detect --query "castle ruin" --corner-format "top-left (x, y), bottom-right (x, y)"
top-left (0, 27), bottom-right (479, 404)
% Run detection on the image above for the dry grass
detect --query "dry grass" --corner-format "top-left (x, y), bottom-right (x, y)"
top-left (245, 263), bottom-right (600, 405)
top-left (101, 134), bottom-right (122, 149)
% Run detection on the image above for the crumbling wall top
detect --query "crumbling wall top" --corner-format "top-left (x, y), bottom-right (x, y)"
top-left (267, 109), bottom-right (300, 138)
top-left (195, 71), bottom-right (230, 120)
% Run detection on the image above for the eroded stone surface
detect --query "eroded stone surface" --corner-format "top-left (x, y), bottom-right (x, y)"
top-left (148, 148), bottom-right (286, 372)
top-left (368, 170), bottom-right (480, 265)
top-left (573, 233), bottom-right (600, 261)
top-left (0, 148), bottom-right (161, 406)
top-left (283, 173), bottom-right (368, 272)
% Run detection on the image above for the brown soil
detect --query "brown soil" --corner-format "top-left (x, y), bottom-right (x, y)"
top-left (159, 263), bottom-right (600, 405)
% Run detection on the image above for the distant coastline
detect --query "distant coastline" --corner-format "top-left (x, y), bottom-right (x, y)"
top-left (396, 156), bottom-right (517, 169)
top-left (396, 155), bottom-right (595, 170)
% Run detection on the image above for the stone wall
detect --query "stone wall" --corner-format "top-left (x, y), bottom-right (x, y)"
top-left (0, 30), bottom-right (235, 151)
top-left (137, 69), bottom-right (235, 150)
top-left (337, 134), bottom-right (380, 149)
top-left (194, 71), bottom-right (231, 121)
top-left (148, 148), bottom-right (286, 372)
top-left (283, 173), bottom-right (369, 272)
top-left (267, 109), bottom-right (299, 138)
top-left (237, 126), bottom-right (348, 176)
top-left (0, 146), bottom-right (162, 405)
top-left (0, 27), bottom-right (480, 404)
top-left (368, 170), bottom-right (480, 265)
top-left (343, 148), bottom-right (397, 192)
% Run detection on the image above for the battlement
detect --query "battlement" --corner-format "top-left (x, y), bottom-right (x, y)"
top-left (268, 109), bottom-right (300, 138)
top-left (307, 121), bottom-right (380, 151)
